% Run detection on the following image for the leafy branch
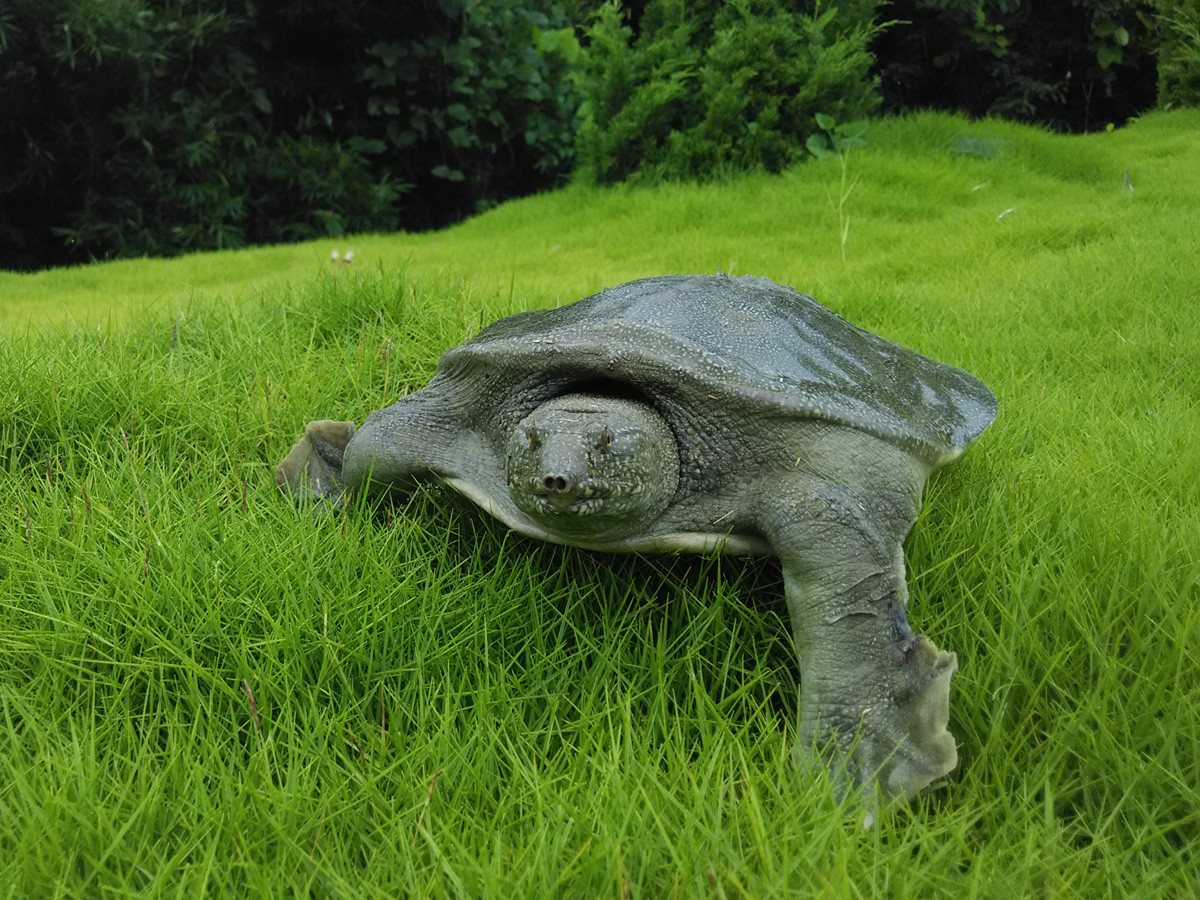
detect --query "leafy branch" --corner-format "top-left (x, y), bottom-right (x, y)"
top-left (806, 113), bottom-right (868, 263)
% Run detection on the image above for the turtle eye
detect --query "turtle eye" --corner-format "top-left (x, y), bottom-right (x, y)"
top-left (597, 425), bottom-right (613, 454)
top-left (525, 424), bottom-right (541, 449)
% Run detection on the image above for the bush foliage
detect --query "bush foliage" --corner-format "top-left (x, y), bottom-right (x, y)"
top-left (1156, 0), bottom-right (1200, 107)
top-left (572, 0), bottom-right (883, 184)
top-left (0, 0), bottom-right (580, 270)
top-left (871, 0), bottom-right (1161, 131)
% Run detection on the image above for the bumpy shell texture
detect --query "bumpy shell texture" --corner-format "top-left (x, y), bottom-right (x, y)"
top-left (442, 275), bottom-right (998, 464)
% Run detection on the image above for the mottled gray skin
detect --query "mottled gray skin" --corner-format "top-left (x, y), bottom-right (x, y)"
top-left (277, 274), bottom-right (997, 802)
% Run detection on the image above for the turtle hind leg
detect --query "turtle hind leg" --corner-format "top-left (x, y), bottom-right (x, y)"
top-left (275, 419), bottom-right (357, 506)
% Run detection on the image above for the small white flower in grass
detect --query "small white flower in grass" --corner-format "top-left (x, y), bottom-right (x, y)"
top-left (331, 249), bottom-right (341, 262)
top-left (344, 250), bottom-right (354, 264)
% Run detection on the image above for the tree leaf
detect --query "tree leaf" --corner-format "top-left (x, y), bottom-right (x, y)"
top-left (806, 134), bottom-right (831, 157)
top-left (431, 164), bottom-right (465, 182)
top-left (840, 120), bottom-right (868, 140)
top-left (1097, 45), bottom-right (1123, 69)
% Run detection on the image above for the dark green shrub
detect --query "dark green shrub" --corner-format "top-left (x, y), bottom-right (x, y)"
top-left (0, 0), bottom-right (404, 268)
top-left (360, 0), bottom-right (581, 228)
top-left (1155, 0), bottom-right (1200, 106)
top-left (0, 0), bottom-right (581, 269)
top-left (573, 0), bottom-right (884, 184)
top-left (870, 0), bottom-right (1159, 131)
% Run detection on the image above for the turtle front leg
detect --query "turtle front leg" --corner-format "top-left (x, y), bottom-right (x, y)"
top-left (760, 477), bottom-right (958, 803)
top-left (276, 385), bottom-right (478, 507)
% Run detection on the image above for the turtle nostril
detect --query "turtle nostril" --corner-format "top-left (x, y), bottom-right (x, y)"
top-left (542, 474), bottom-right (572, 493)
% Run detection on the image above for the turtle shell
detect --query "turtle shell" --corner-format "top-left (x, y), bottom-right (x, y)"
top-left (441, 275), bottom-right (998, 464)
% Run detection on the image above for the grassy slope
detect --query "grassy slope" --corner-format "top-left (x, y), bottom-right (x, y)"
top-left (1, 110), bottom-right (1197, 898)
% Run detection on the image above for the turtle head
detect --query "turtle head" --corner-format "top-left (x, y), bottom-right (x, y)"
top-left (506, 394), bottom-right (678, 542)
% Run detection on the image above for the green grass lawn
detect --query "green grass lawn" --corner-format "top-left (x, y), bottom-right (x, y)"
top-left (2, 110), bottom-right (1197, 898)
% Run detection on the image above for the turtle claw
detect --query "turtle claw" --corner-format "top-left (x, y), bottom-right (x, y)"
top-left (275, 419), bottom-right (356, 506)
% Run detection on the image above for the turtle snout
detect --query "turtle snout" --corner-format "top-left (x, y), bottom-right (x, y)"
top-left (541, 473), bottom-right (576, 495)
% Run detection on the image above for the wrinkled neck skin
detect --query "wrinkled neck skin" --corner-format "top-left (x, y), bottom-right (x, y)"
top-left (505, 394), bottom-right (679, 543)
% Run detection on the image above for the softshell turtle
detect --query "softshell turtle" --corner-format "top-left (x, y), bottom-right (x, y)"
top-left (277, 274), bottom-right (997, 801)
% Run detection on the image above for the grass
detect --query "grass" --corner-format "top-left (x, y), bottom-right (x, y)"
top-left (2, 109), bottom-right (1198, 897)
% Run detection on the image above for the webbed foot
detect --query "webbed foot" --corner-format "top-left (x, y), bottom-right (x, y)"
top-left (799, 633), bottom-right (958, 803)
top-left (873, 635), bottom-right (958, 797)
top-left (275, 419), bottom-right (356, 506)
